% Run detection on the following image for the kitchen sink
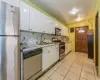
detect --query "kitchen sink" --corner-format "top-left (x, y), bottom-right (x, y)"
top-left (38, 42), bottom-right (55, 45)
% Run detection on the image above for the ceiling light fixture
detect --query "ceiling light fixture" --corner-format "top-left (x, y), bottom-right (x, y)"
top-left (76, 16), bottom-right (83, 21)
top-left (69, 8), bottom-right (79, 15)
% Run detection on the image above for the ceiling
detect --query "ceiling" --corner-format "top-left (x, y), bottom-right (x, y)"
top-left (30, 0), bottom-right (97, 25)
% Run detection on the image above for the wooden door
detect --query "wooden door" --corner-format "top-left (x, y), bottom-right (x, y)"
top-left (75, 26), bottom-right (88, 53)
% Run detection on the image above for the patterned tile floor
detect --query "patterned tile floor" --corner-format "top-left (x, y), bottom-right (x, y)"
top-left (37, 52), bottom-right (99, 80)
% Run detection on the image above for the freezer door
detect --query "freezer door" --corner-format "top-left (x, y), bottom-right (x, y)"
top-left (0, 1), bottom-right (19, 36)
top-left (0, 36), bottom-right (20, 80)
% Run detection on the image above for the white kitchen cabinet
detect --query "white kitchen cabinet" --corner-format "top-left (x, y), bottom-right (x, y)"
top-left (2, 0), bottom-right (19, 7)
top-left (30, 7), bottom-right (45, 33)
top-left (68, 43), bottom-right (72, 52)
top-left (65, 43), bottom-right (68, 55)
top-left (20, 1), bottom-right (69, 35)
top-left (51, 45), bottom-right (59, 62)
top-left (42, 44), bottom-right (59, 71)
top-left (42, 46), bottom-right (51, 71)
top-left (20, 1), bottom-right (30, 31)
top-left (30, 6), bottom-right (55, 34)
top-left (65, 43), bottom-right (72, 55)
top-left (61, 26), bottom-right (69, 36)
top-left (45, 17), bottom-right (55, 34)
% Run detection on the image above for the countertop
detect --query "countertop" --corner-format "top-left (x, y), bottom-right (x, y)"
top-left (65, 41), bottom-right (72, 43)
top-left (23, 43), bottom-right (59, 52)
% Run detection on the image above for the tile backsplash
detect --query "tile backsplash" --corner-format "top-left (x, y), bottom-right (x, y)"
top-left (20, 31), bottom-right (55, 47)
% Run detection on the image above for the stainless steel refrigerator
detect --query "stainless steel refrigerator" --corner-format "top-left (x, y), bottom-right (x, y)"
top-left (0, 1), bottom-right (20, 80)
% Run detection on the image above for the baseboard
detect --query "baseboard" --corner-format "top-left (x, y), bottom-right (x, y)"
top-left (65, 50), bottom-right (72, 56)
top-left (94, 66), bottom-right (100, 78)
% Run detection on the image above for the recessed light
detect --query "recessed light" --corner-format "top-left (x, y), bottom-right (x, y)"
top-left (76, 16), bottom-right (83, 21)
top-left (69, 8), bottom-right (79, 15)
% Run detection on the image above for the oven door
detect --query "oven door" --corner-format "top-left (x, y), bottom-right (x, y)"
top-left (59, 45), bottom-right (65, 60)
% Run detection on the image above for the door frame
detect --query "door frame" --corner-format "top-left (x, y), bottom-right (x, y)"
top-left (95, 12), bottom-right (99, 66)
top-left (75, 26), bottom-right (89, 53)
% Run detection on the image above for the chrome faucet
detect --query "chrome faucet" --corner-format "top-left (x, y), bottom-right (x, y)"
top-left (40, 33), bottom-right (45, 45)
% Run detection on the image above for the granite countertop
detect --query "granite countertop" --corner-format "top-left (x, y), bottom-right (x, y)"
top-left (23, 43), bottom-right (59, 52)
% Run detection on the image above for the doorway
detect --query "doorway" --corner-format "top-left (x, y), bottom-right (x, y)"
top-left (75, 26), bottom-right (88, 53)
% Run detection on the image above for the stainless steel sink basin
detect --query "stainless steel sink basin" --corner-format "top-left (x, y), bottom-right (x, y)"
top-left (38, 42), bottom-right (55, 45)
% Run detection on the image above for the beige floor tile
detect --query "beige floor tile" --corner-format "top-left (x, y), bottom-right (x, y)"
top-left (64, 78), bottom-right (69, 80)
top-left (60, 63), bottom-right (71, 70)
top-left (46, 78), bottom-right (51, 80)
top-left (63, 60), bottom-right (73, 66)
top-left (78, 53), bottom-right (85, 56)
top-left (80, 77), bottom-right (87, 80)
top-left (82, 67), bottom-right (94, 75)
top-left (44, 69), bottom-right (55, 77)
top-left (72, 63), bottom-right (82, 69)
top-left (87, 75), bottom-right (95, 80)
top-left (81, 70), bottom-right (95, 80)
top-left (49, 72), bottom-right (64, 80)
top-left (65, 72), bottom-right (80, 80)
top-left (81, 70), bottom-right (89, 79)
top-left (56, 66), bottom-right (69, 76)
top-left (52, 62), bottom-right (62, 70)
top-left (37, 75), bottom-right (48, 80)
top-left (69, 66), bottom-right (81, 75)
top-left (39, 52), bottom-right (96, 80)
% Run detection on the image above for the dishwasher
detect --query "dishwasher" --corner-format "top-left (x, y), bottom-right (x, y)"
top-left (23, 48), bottom-right (42, 80)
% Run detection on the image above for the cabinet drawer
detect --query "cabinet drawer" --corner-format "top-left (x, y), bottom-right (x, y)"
top-left (43, 46), bottom-right (51, 54)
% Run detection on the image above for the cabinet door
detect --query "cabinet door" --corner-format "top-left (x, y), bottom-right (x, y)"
top-left (30, 7), bottom-right (42, 32)
top-left (50, 45), bottom-right (59, 64)
top-left (65, 44), bottom-right (68, 54)
top-left (61, 27), bottom-right (69, 36)
top-left (53, 45), bottom-right (59, 62)
top-left (2, 0), bottom-right (19, 7)
top-left (68, 43), bottom-right (72, 51)
top-left (30, 7), bottom-right (49, 33)
top-left (20, 1), bottom-right (30, 31)
top-left (42, 52), bottom-right (49, 71)
top-left (42, 47), bottom-right (51, 71)
top-left (64, 27), bottom-right (69, 36)
top-left (45, 17), bottom-right (55, 34)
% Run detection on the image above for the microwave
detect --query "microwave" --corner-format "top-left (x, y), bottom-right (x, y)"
top-left (55, 28), bottom-right (61, 36)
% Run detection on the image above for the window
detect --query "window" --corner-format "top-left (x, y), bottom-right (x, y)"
top-left (78, 29), bottom-right (85, 33)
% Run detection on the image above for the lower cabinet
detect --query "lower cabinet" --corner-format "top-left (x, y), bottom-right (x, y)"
top-left (42, 44), bottom-right (59, 71)
top-left (65, 43), bottom-right (72, 55)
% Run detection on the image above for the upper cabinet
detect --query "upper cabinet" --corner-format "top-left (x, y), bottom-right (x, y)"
top-left (30, 7), bottom-right (55, 34)
top-left (30, 6), bottom-right (55, 34)
top-left (2, 0), bottom-right (19, 7)
top-left (20, 1), bottom-right (30, 31)
top-left (20, 1), bottom-right (68, 36)
top-left (62, 27), bottom-right (69, 36)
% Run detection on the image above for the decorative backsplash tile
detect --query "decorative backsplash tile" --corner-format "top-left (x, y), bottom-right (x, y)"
top-left (20, 31), bottom-right (54, 47)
